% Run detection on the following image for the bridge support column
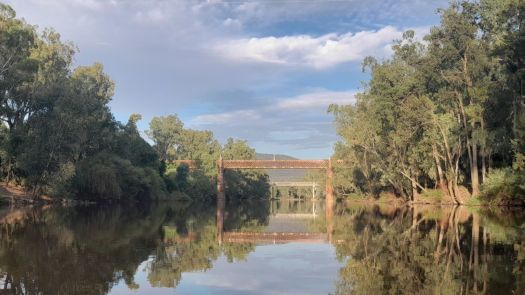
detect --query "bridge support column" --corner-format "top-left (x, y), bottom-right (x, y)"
top-left (326, 158), bottom-right (334, 242)
top-left (217, 157), bottom-right (224, 193)
top-left (325, 158), bottom-right (334, 205)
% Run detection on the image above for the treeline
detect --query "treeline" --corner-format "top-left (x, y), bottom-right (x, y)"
top-left (0, 4), bottom-right (268, 201)
top-left (146, 114), bottom-right (269, 199)
top-left (330, 0), bottom-right (524, 204)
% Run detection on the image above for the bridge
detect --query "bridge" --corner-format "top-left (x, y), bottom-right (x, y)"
top-left (172, 158), bottom-right (337, 202)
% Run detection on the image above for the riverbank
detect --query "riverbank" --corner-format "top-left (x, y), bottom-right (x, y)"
top-left (0, 182), bottom-right (35, 204)
top-left (0, 182), bottom-right (62, 206)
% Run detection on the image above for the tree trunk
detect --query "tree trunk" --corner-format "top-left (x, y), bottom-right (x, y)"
top-left (481, 148), bottom-right (487, 183)
top-left (433, 145), bottom-right (446, 190)
top-left (471, 140), bottom-right (480, 197)
top-left (434, 117), bottom-right (459, 203)
top-left (5, 158), bottom-right (12, 186)
top-left (411, 172), bottom-right (418, 202)
top-left (481, 119), bottom-right (487, 183)
top-left (488, 150), bottom-right (493, 174)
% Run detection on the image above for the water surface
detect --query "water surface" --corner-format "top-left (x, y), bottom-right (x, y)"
top-left (0, 200), bottom-right (523, 294)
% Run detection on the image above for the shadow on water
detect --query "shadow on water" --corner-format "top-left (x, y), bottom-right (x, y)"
top-left (0, 199), bottom-right (522, 294)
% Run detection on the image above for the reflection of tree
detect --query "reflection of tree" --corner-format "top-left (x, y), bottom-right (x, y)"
top-left (145, 199), bottom-right (270, 288)
top-left (0, 200), bottom-right (272, 293)
top-left (0, 204), bottom-right (168, 294)
top-left (148, 223), bottom-right (221, 288)
top-left (331, 204), bottom-right (525, 295)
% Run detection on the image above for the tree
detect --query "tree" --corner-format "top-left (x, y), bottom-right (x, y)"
top-left (423, 2), bottom-right (492, 197)
top-left (146, 115), bottom-right (184, 161)
top-left (330, 31), bottom-right (433, 201)
top-left (330, 1), bottom-right (524, 203)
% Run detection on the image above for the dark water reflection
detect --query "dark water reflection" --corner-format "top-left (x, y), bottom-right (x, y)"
top-left (0, 200), bottom-right (523, 294)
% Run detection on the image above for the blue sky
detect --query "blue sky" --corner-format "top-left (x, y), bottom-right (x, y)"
top-left (7, 0), bottom-right (450, 158)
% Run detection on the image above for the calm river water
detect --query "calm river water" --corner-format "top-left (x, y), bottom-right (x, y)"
top-left (0, 199), bottom-right (523, 294)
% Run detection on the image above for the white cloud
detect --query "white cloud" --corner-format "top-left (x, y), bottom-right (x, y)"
top-left (274, 91), bottom-right (356, 110)
top-left (192, 90), bottom-right (355, 125)
top-left (214, 26), bottom-right (402, 68)
top-left (193, 109), bottom-right (262, 125)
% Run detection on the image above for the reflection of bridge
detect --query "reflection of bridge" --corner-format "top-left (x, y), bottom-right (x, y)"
top-left (217, 195), bottom-right (334, 245)
top-left (222, 232), bottom-right (328, 243)
top-left (164, 232), bottom-right (329, 244)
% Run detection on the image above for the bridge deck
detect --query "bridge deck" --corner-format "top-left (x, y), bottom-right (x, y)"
top-left (221, 160), bottom-right (329, 169)
top-left (172, 159), bottom-right (342, 170)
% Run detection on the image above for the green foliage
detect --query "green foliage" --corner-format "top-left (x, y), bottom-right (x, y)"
top-left (74, 152), bottom-right (166, 200)
top-left (481, 168), bottom-right (525, 202)
top-left (465, 197), bottom-right (483, 206)
top-left (419, 189), bottom-right (444, 202)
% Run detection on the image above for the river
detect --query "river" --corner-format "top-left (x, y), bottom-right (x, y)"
top-left (0, 200), bottom-right (523, 294)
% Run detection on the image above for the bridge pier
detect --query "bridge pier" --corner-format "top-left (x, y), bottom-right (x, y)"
top-left (325, 158), bottom-right (334, 206)
top-left (325, 158), bottom-right (334, 242)
top-left (217, 157), bottom-right (224, 193)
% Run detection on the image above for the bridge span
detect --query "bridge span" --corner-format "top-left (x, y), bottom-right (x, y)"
top-left (172, 158), bottom-right (337, 203)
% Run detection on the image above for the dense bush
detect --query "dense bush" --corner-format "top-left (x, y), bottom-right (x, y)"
top-left (74, 152), bottom-right (166, 200)
top-left (481, 168), bottom-right (525, 203)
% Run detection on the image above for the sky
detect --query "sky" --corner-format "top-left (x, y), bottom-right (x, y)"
top-left (6, 0), bottom-right (450, 159)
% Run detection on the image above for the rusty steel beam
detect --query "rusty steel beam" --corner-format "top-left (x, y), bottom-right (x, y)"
top-left (219, 159), bottom-right (330, 169)
top-left (169, 159), bottom-right (343, 170)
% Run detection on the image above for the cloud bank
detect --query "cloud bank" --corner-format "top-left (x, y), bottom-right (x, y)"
top-left (215, 26), bottom-right (401, 68)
